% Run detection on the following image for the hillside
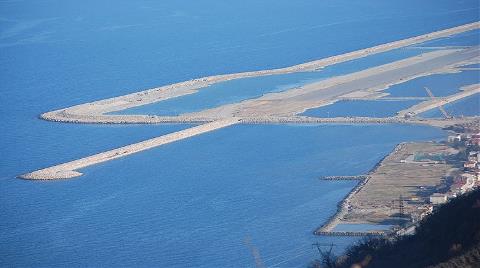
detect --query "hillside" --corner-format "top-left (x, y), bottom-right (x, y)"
top-left (313, 188), bottom-right (480, 268)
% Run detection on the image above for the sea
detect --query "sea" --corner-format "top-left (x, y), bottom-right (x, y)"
top-left (1, 0), bottom-right (479, 267)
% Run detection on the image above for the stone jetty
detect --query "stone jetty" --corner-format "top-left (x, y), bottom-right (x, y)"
top-left (20, 119), bottom-right (239, 180)
top-left (18, 22), bottom-right (480, 180)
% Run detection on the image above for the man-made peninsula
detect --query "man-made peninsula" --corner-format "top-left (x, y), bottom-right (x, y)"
top-left (20, 22), bottom-right (479, 181)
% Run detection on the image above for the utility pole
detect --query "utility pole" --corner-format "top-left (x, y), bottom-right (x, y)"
top-left (313, 242), bottom-right (337, 268)
top-left (399, 195), bottom-right (405, 217)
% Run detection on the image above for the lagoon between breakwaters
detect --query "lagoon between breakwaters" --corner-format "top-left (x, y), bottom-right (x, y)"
top-left (1, 0), bottom-right (479, 267)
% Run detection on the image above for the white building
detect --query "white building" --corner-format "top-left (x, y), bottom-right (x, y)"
top-left (464, 161), bottom-right (476, 169)
top-left (430, 193), bottom-right (448, 205)
top-left (447, 135), bottom-right (461, 143)
top-left (460, 174), bottom-right (476, 193)
top-left (468, 151), bottom-right (478, 162)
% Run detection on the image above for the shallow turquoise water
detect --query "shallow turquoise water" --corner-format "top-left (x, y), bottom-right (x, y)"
top-left (301, 100), bottom-right (420, 118)
top-left (420, 93), bottom-right (480, 118)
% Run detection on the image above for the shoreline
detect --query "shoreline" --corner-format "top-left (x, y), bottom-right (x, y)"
top-left (41, 22), bottom-right (479, 123)
top-left (315, 144), bottom-right (404, 236)
top-left (41, 48), bottom-right (479, 124)
top-left (20, 119), bottom-right (239, 180)
top-left (19, 22), bottom-right (480, 180)
top-left (315, 137), bottom-right (466, 236)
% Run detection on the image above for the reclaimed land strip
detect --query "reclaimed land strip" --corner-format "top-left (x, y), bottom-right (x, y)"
top-left (19, 24), bottom-right (480, 181)
top-left (20, 119), bottom-right (239, 180)
top-left (237, 116), bottom-right (478, 127)
top-left (180, 47), bottom-right (479, 120)
top-left (339, 97), bottom-right (434, 101)
top-left (315, 231), bottom-right (385, 237)
top-left (41, 22), bottom-right (479, 122)
top-left (321, 175), bottom-right (369, 181)
top-left (397, 85), bottom-right (480, 117)
top-left (46, 47), bottom-right (479, 125)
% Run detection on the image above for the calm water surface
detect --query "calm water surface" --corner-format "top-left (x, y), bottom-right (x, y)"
top-left (385, 69), bottom-right (480, 97)
top-left (301, 100), bottom-right (420, 118)
top-left (419, 29), bottom-right (480, 47)
top-left (115, 48), bottom-right (427, 116)
top-left (116, 27), bottom-right (478, 117)
top-left (1, 0), bottom-right (478, 267)
top-left (1, 124), bottom-right (446, 267)
top-left (420, 93), bottom-right (480, 118)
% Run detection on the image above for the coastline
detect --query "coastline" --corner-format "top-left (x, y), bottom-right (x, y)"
top-left (41, 22), bottom-right (479, 123)
top-left (315, 143), bottom-right (404, 236)
top-left (19, 22), bottom-right (479, 180)
top-left (42, 48), bottom-right (479, 124)
top-left (20, 119), bottom-right (239, 180)
top-left (315, 137), bottom-right (466, 236)
top-left (2, 1), bottom-right (480, 266)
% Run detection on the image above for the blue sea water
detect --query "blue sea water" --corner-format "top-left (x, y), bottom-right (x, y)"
top-left (301, 100), bottom-right (420, 118)
top-left (420, 93), bottom-right (480, 118)
top-left (1, 0), bottom-right (479, 267)
top-left (382, 30), bottom-right (480, 98)
top-left (385, 70), bottom-right (480, 97)
top-left (115, 47), bottom-right (427, 116)
top-left (464, 63), bottom-right (480, 68)
top-left (0, 124), bottom-right (445, 267)
top-left (114, 71), bottom-right (329, 116)
top-left (116, 27), bottom-right (478, 117)
top-left (418, 29), bottom-right (480, 47)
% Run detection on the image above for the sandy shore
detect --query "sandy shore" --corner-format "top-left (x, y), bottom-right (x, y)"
top-left (316, 141), bottom-right (462, 235)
